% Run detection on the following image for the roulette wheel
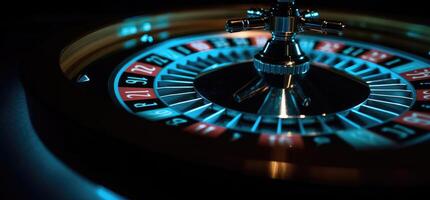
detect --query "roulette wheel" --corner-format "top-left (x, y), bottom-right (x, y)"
top-left (2, 0), bottom-right (430, 198)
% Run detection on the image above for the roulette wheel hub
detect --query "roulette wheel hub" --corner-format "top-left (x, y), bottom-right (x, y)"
top-left (225, 0), bottom-right (347, 117)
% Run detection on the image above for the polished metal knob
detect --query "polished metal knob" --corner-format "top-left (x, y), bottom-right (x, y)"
top-left (225, 0), bottom-right (345, 76)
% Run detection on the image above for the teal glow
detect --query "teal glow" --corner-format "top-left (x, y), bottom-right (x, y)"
top-left (304, 12), bottom-right (319, 18)
top-left (137, 108), bottom-right (181, 121)
top-left (118, 25), bottom-right (138, 37)
top-left (385, 58), bottom-right (402, 66)
top-left (141, 22), bottom-right (152, 32)
top-left (0, 72), bottom-right (125, 199)
top-left (232, 133), bottom-right (241, 140)
top-left (155, 15), bottom-right (170, 29)
top-left (113, 33), bottom-right (430, 135)
top-left (158, 31), bottom-right (170, 40)
top-left (313, 137), bottom-right (331, 146)
top-left (406, 31), bottom-right (421, 39)
top-left (140, 34), bottom-right (154, 43)
top-left (77, 74), bottom-right (90, 83)
top-left (123, 39), bottom-right (138, 49)
top-left (392, 61), bottom-right (428, 73)
top-left (336, 129), bottom-right (394, 150)
top-left (97, 187), bottom-right (124, 200)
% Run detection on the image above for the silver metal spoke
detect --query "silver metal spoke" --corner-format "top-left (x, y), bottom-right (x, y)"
top-left (203, 108), bottom-right (226, 123)
top-left (161, 74), bottom-right (195, 81)
top-left (251, 116), bottom-right (262, 132)
top-left (366, 78), bottom-right (400, 85)
top-left (170, 97), bottom-right (203, 107)
top-left (336, 114), bottom-right (361, 128)
top-left (367, 98), bottom-right (410, 108)
top-left (345, 63), bottom-right (364, 73)
top-left (369, 93), bottom-right (413, 104)
top-left (184, 103), bottom-right (212, 116)
top-left (333, 59), bottom-right (352, 69)
top-left (160, 91), bottom-right (197, 98)
top-left (354, 67), bottom-right (377, 77)
top-left (350, 109), bottom-right (383, 123)
top-left (370, 89), bottom-right (413, 97)
top-left (369, 83), bottom-right (407, 89)
top-left (185, 61), bottom-right (208, 70)
top-left (176, 64), bottom-right (203, 73)
top-left (360, 104), bottom-right (399, 118)
top-left (157, 86), bottom-right (194, 90)
top-left (226, 113), bottom-right (243, 128)
top-left (168, 68), bottom-right (198, 77)
top-left (157, 80), bottom-right (194, 87)
top-left (362, 73), bottom-right (390, 81)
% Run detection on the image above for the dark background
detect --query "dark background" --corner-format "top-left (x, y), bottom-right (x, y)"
top-left (2, 0), bottom-right (429, 50)
top-left (1, 0), bottom-right (429, 199)
top-left (3, 0), bottom-right (429, 25)
top-left (2, 0), bottom-right (429, 17)
top-left (2, 0), bottom-right (428, 66)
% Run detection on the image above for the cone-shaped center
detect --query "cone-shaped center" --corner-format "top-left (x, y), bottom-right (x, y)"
top-left (194, 62), bottom-right (370, 117)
